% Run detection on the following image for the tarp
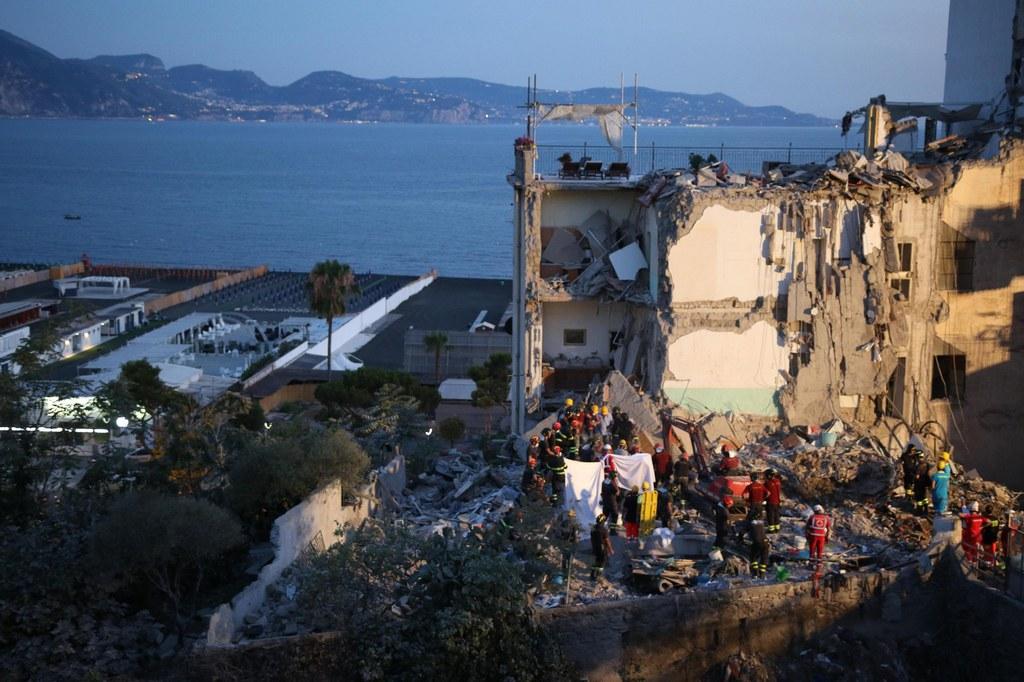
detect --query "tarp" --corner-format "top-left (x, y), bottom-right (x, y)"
top-left (610, 452), bottom-right (656, 491)
top-left (538, 103), bottom-right (626, 153)
top-left (564, 458), bottom-right (603, 525)
top-left (564, 453), bottom-right (656, 525)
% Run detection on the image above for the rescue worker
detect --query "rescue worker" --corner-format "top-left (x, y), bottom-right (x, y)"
top-left (545, 445), bottom-right (568, 508)
top-left (900, 444), bottom-right (919, 492)
top-left (614, 439), bottom-right (629, 456)
top-left (552, 422), bottom-right (569, 456)
top-left (559, 397), bottom-right (574, 421)
top-left (652, 443), bottom-right (672, 485)
top-left (743, 472), bottom-right (767, 521)
top-left (749, 516), bottom-right (769, 578)
top-left (719, 444), bottom-right (740, 473)
top-left (714, 499), bottom-right (730, 548)
top-left (541, 427), bottom-right (557, 460)
top-left (590, 514), bottom-right (614, 580)
top-left (982, 505), bottom-right (1003, 569)
top-left (599, 405), bottom-right (612, 437)
top-left (912, 453), bottom-right (931, 517)
top-left (656, 486), bottom-right (674, 530)
top-left (960, 501), bottom-right (985, 563)
top-left (639, 481), bottom-right (659, 538)
top-left (526, 434), bottom-right (541, 463)
top-left (931, 460), bottom-right (952, 515)
top-left (601, 470), bottom-right (621, 533)
top-left (673, 452), bottom-right (693, 492)
top-left (520, 448), bottom-right (539, 492)
top-left (623, 485), bottom-right (641, 542)
top-left (563, 422), bottom-right (580, 460)
top-left (765, 469), bottom-right (782, 533)
top-left (559, 509), bottom-right (581, 577)
top-left (601, 443), bottom-right (616, 475)
top-left (805, 504), bottom-right (831, 561)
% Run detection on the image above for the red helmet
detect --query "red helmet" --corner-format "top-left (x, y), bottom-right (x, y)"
top-left (553, 446), bottom-right (562, 454)
top-left (553, 421), bottom-right (562, 430)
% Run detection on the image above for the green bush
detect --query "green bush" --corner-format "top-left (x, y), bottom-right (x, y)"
top-left (227, 426), bottom-right (370, 535)
top-left (438, 416), bottom-right (466, 448)
top-left (90, 491), bottom-right (243, 632)
top-left (315, 367), bottom-right (440, 415)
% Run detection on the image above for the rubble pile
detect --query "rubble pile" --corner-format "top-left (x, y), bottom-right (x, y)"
top-left (401, 448), bottom-right (522, 536)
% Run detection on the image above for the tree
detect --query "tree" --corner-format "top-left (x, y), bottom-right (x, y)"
top-left (227, 425), bottom-right (370, 534)
top-left (91, 491), bottom-right (243, 636)
top-left (423, 331), bottom-right (449, 384)
top-left (468, 353), bottom-right (512, 434)
top-left (314, 367), bottom-right (440, 418)
top-left (289, 522), bottom-right (573, 681)
top-left (307, 260), bottom-right (359, 380)
top-left (439, 416), bottom-right (466, 448)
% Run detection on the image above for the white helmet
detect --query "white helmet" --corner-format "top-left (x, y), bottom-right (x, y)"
top-left (813, 504), bottom-right (825, 514)
top-left (970, 501), bottom-right (980, 512)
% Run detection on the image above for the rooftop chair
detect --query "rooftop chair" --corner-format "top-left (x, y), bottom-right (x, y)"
top-left (582, 161), bottom-right (604, 178)
top-left (606, 162), bottom-right (630, 178)
top-left (558, 158), bottom-right (582, 179)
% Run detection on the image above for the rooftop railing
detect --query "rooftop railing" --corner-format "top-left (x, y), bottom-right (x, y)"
top-left (535, 142), bottom-right (862, 178)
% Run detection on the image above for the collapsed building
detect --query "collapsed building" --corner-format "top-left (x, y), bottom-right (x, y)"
top-left (511, 105), bottom-right (1024, 491)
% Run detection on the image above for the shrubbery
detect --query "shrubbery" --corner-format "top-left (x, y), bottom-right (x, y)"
top-left (315, 367), bottom-right (440, 416)
top-left (227, 426), bottom-right (370, 534)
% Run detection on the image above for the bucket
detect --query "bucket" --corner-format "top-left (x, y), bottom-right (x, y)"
top-left (819, 432), bottom-right (838, 447)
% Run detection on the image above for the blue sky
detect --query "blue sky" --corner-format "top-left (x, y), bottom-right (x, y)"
top-left (2, 0), bottom-right (949, 117)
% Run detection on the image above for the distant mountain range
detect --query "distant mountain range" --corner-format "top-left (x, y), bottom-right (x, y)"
top-left (0, 30), bottom-right (834, 126)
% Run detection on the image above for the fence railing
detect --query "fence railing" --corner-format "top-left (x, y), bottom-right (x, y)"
top-left (535, 143), bottom-right (860, 178)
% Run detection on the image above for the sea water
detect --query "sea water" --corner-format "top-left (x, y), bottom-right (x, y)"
top-left (0, 119), bottom-right (846, 278)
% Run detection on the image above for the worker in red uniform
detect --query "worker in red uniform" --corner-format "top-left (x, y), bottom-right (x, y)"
top-left (652, 443), bottom-right (672, 486)
top-left (765, 469), bottom-right (782, 533)
top-left (960, 501), bottom-right (985, 563)
top-left (805, 504), bottom-right (831, 561)
top-left (743, 471), bottom-right (767, 521)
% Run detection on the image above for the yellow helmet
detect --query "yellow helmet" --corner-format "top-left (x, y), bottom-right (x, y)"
top-left (642, 481), bottom-right (651, 491)
top-left (565, 398), bottom-right (574, 407)
top-left (601, 406), bottom-right (609, 415)
top-left (591, 404), bottom-right (599, 413)
top-left (940, 451), bottom-right (952, 461)
top-left (938, 461), bottom-right (948, 470)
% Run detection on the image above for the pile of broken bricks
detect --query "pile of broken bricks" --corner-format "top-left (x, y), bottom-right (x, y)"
top-left (401, 449), bottom-right (523, 537)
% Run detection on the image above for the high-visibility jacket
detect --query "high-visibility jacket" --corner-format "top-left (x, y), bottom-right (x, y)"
top-left (744, 481), bottom-right (767, 506)
top-left (546, 455), bottom-right (567, 475)
top-left (806, 513), bottom-right (830, 538)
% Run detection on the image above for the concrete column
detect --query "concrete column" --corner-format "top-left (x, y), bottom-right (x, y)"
top-left (511, 142), bottom-right (536, 435)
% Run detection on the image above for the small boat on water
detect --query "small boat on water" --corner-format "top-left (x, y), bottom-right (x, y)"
top-left (64, 214), bottom-right (81, 220)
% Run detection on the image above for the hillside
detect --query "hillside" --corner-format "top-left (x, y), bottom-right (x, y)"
top-left (0, 30), bottom-right (834, 125)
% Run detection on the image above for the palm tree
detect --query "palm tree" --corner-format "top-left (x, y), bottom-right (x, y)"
top-left (307, 260), bottom-right (359, 380)
top-left (423, 331), bottom-right (449, 384)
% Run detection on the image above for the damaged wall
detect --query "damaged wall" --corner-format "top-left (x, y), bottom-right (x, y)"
top-left (664, 321), bottom-right (788, 416)
top-left (541, 300), bottom-right (627, 363)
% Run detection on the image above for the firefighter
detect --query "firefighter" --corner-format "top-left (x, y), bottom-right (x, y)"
top-left (656, 485), bottom-right (674, 530)
top-left (749, 517), bottom-right (769, 578)
top-left (960, 501), bottom-right (985, 563)
top-left (652, 443), bottom-right (672, 485)
top-left (520, 448), bottom-right (539, 493)
top-left (743, 472), bottom-right (767, 521)
top-left (590, 514), bottom-right (614, 580)
top-left (559, 509), bottom-right (581, 577)
top-left (912, 453), bottom-right (931, 517)
top-left (601, 470), bottom-right (621, 532)
top-left (526, 434), bottom-right (541, 463)
top-left (714, 499), bottom-right (730, 548)
top-left (982, 505), bottom-right (1003, 569)
top-left (673, 452), bottom-right (693, 493)
top-left (765, 469), bottom-right (782, 532)
top-left (805, 504), bottom-right (831, 561)
top-left (899, 444), bottom-right (918, 492)
top-left (623, 485), bottom-right (641, 542)
top-left (545, 445), bottom-right (567, 507)
top-left (931, 460), bottom-right (952, 515)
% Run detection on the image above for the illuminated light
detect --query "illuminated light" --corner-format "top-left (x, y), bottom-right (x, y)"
top-left (115, 416), bottom-right (129, 428)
